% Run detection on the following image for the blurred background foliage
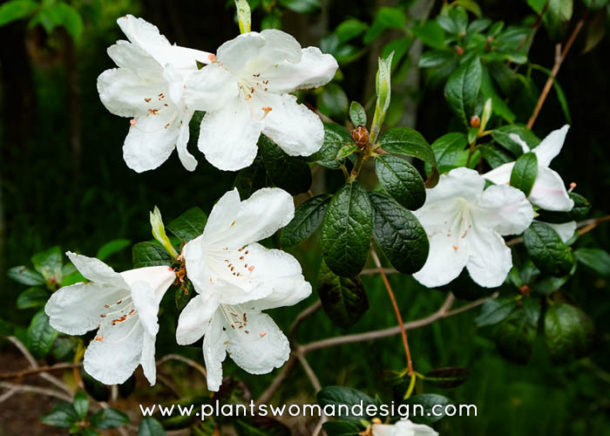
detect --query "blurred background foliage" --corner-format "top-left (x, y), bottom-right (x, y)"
top-left (1, 0), bottom-right (609, 434)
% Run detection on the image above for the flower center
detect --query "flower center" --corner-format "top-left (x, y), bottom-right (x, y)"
top-left (219, 304), bottom-right (251, 334)
top-left (94, 295), bottom-right (140, 344)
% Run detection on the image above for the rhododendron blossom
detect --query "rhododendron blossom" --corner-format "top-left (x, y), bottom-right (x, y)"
top-left (372, 419), bottom-right (438, 436)
top-left (45, 252), bottom-right (175, 385)
top-left (98, 15), bottom-right (212, 172)
top-left (175, 188), bottom-right (311, 391)
top-left (413, 168), bottom-right (534, 288)
top-left (184, 29), bottom-right (338, 171)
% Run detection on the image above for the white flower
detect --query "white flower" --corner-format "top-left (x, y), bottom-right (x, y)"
top-left (372, 419), bottom-right (438, 436)
top-left (97, 15), bottom-right (213, 173)
top-left (413, 168), bottom-right (534, 288)
top-left (45, 252), bottom-right (175, 385)
top-left (484, 125), bottom-right (573, 211)
top-left (545, 220), bottom-right (576, 243)
top-left (175, 188), bottom-right (311, 391)
top-left (184, 29), bottom-right (338, 171)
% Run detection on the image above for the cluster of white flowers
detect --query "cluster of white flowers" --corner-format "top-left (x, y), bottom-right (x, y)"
top-left (98, 15), bottom-right (338, 173)
top-left (413, 126), bottom-right (574, 288)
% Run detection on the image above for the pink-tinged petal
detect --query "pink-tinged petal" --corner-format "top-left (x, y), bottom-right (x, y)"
top-left (529, 167), bottom-right (574, 211)
top-left (477, 184), bottom-right (534, 235)
top-left (532, 125), bottom-right (569, 167)
top-left (483, 162), bottom-right (513, 186)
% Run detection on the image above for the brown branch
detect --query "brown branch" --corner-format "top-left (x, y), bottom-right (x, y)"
top-left (156, 354), bottom-right (207, 379)
top-left (255, 354), bottom-right (298, 405)
top-left (295, 348), bottom-right (322, 393)
top-left (289, 300), bottom-right (322, 338)
top-left (527, 15), bottom-right (586, 129)
top-left (0, 381), bottom-right (72, 403)
top-left (0, 363), bottom-right (81, 380)
top-left (577, 215), bottom-right (610, 236)
top-left (360, 267), bottom-right (399, 276)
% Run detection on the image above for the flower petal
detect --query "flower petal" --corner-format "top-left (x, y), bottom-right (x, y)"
top-left (532, 125), bottom-right (569, 167)
top-left (477, 184), bottom-right (534, 235)
top-left (544, 220), bottom-right (576, 243)
top-left (66, 252), bottom-right (125, 287)
top-left (216, 32), bottom-right (266, 73)
top-left (107, 41), bottom-right (160, 74)
top-left (176, 110), bottom-right (198, 171)
top-left (373, 420), bottom-right (438, 436)
top-left (413, 232), bottom-right (468, 288)
top-left (483, 162), bottom-right (513, 186)
top-left (426, 168), bottom-right (485, 204)
top-left (140, 332), bottom-right (157, 385)
top-left (262, 47), bottom-right (338, 93)
top-left (176, 294), bottom-right (219, 345)
top-left (260, 93), bottom-right (324, 157)
top-left (45, 282), bottom-right (125, 336)
top-left (197, 97), bottom-right (263, 171)
top-left (123, 108), bottom-right (181, 173)
top-left (225, 310), bottom-right (290, 375)
top-left (121, 266), bottom-right (176, 303)
top-left (83, 317), bottom-right (144, 385)
top-left (258, 29), bottom-right (302, 64)
top-left (466, 228), bottom-right (512, 287)
top-left (202, 312), bottom-right (228, 392)
top-left (184, 63), bottom-right (238, 112)
top-left (98, 69), bottom-right (165, 118)
top-left (529, 167), bottom-right (574, 211)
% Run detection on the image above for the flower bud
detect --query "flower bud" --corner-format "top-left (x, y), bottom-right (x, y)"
top-left (150, 206), bottom-right (178, 258)
top-left (469, 115), bottom-right (481, 128)
top-left (235, 0), bottom-right (251, 34)
top-left (480, 98), bottom-right (492, 131)
top-left (352, 126), bottom-right (369, 149)
top-left (375, 52), bottom-right (393, 115)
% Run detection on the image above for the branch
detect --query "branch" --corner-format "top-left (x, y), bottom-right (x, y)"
top-left (295, 348), bottom-right (322, 393)
top-left (527, 14), bottom-right (587, 129)
top-left (0, 381), bottom-right (72, 403)
top-left (156, 353), bottom-right (207, 379)
top-left (360, 267), bottom-right (398, 275)
top-left (255, 354), bottom-right (298, 405)
top-left (0, 362), bottom-right (81, 380)
top-left (289, 300), bottom-right (322, 338)
top-left (300, 293), bottom-right (494, 354)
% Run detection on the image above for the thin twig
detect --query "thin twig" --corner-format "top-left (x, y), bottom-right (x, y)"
top-left (360, 267), bottom-right (398, 275)
top-left (0, 363), bottom-right (81, 380)
top-left (507, 214), bottom-right (610, 246)
top-left (0, 381), bottom-right (72, 402)
top-left (289, 300), bottom-right (322, 339)
top-left (370, 248), bottom-right (414, 375)
top-left (527, 15), bottom-right (586, 129)
top-left (256, 354), bottom-right (298, 405)
top-left (156, 354), bottom-right (207, 379)
top-left (295, 349), bottom-right (322, 393)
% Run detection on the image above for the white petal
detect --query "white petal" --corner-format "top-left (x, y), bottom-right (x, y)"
top-left (107, 41), bottom-right (160, 74)
top-left (140, 332), bottom-right (157, 385)
top-left (184, 63), bottom-right (238, 112)
top-left (202, 312), bottom-right (228, 392)
top-left (532, 125), bottom-right (569, 167)
top-left (508, 133), bottom-right (531, 154)
top-left (260, 93), bottom-right (324, 157)
top-left (426, 168), bottom-right (485, 204)
top-left (466, 228), bottom-right (512, 287)
top-left (200, 189), bottom-right (242, 243)
top-left (225, 310), bottom-right (290, 375)
top-left (98, 69), bottom-right (165, 118)
top-left (373, 420), bottom-right (438, 436)
top-left (258, 29), bottom-right (302, 64)
top-left (544, 220), bottom-right (576, 243)
top-left (216, 32), bottom-right (266, 73)
top-left (123, 108), bottom-right (181, 173)
top-left (262, 47), bottom-right (338, 93)
top-left (413, 232), bottom-right (468, 288)
top-left (45, 282), bottom-right (125, 335)
top-left (476, 184), bottom-right (534, 235)
top-left (483, 162), bottom-right (513, 186)
top-left (83, 317), bottom-right (144, 385)
top-left (176, 294), bottom-right (219, 345)
top-left (197, 97), bottom-right (263, 171)
top-left (529, 167), bottom-right (574, 211)
top-left (176, 110), bottom-right (198, 171)
top-left (66, 252), bottom-right (125, 287)
top-left (121, 266), bottom-right (176, 304)
top-left (129, 282), bottom-right (160, 337)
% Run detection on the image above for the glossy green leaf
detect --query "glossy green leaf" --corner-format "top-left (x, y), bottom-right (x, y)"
top-left (8, 266), bottom-right (45, 286)
top-left (279, 0), bottom-right (320, 13)
top-left (536, 192), bottom-right (590, 223)
top-left (32, 246), bottom-right (63, 284)
top-left (167, 207), bottom-right (207, 242)
top-left (403, 394), bottom-right (452, 424)
top-left (378, 127), bottom-right (436, 167)
top-left (492, 124), bottom-right (540, 156)
top-left (375, 155), bottom-right (426, 210)
top-left (41, 402), bottom-right (79, 428)
top-left (311, 123), bottom-right (354, 170)
top-left (260, 136), bottom-right (312, 195)
top-left (444, 57), bottom-right (482, 127)
top-left (0, 0), bottom-right (38, 26)
top-left (544, 303), bottom-right (595, 363)
top-left (509, 152), bottom-right (538, 196)
top-left (321, 183), bottom-right (373, 277)
top-left (475, 297), bottom-right (517, 327)
top-left (132, 241), bottom-right (173, 268)
top-left (138, 417), bottom-right (166, 436)
top-left (318, 83), bottom-right (348, 119)
top-left (317, 261), bottom-right (368, 329)
top-left (73, 392), bottom-right (89, 419)
top-left (27, 310), bottom-right (58, 358)
top-left (281, 195), bottom-right (330, 247)
top-left (322, 421), bottom-right (362, 436)
top-left (16, 286), bottom-right (49, 309)
top-left (429, 132), bottom-right (468, 173)
top-left (317, 386), bottom-right (379, 420)
top-left (524, 222), bottom-right (575, 276)
top-left (575, 248), bottom-right (610, 277)
top-left (370, 193), bottom-right (429, 274)
top-left (493, 303), bottom-right (540, 364)
top-left (348, 101), bottom-right (367, 127)
top-left (364, 7), bottom-right (407, 43)
top-left (90, 408), bottom-right (129, 429)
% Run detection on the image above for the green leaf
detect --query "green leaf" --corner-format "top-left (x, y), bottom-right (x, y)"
top-left (369, 193), bottom-right (429, 274)
top-left (480, 65), bottom-right (515, 123)
top-left (260, 136), bottom-right (312, 195)
top-left (27, 310), bottom-right (58, 358)
top-left (454, 0), bottom-right (482, 16)
top-left (322, 421), bottom-right (362, 436)
top-left (335, 18), bottom-right (368, 43)
top-left (419, 49), bottom-right (456, 69)
top-left (261, 11), bottom-right (281, 30)
top-left (90, 408), bottom-right (129, 429)
top-left (318, 83), bottom-right (348, 119)
top-left (575, 248), bottom-right (610, 277)
top-left (311, 123), bottom-right (355, 169)
top-left (348, 101), bottom-right (367, 127)
top-left (364, 7), bottom-right (407, 43)
top-left (378, 127), bottom-right (436, 167)
top-left (544, 303), bottom-right (595, 363)
top-left (494, 303), bottom-right (540, 364)
top-left (524, 222), bottom-right (575, 276)
top-left (167, 207), bottom-right (207, 242)
top-left (281, 195), bottom-right (330, 247)
top-left (548, 0), bottom-right (573, 22)
top-left (492, 124), bottom-right (540, 156)
top-left (336, 143), bottom-right (359, 159)
top-left (317, 261), bottom-right (368, 329)
top-left (234, 155), bottom-right (267, 198)
top-left (403, 394), bottom-right (452, 424)
top-left (0, 0), bottom-right (38, 27)
top-left (424, 367), bottom-right (469, 388)
top-left (429, 132), bottom-right (468, 173)
top-left (509, 152), bottom-right (538, 196)
top-left (536, 192), bottom-right (590, 223)
top-left (17, 287), bottom-right (49, 309)
top-left (32, 246), bottom-right (63, 285)
top-left (138, 417), bottom-right (166, 436)
top-left (317, 386), bottom-right (379, 420)
top-left (321, 183), bottom-right (373, 277)
top-left (479, 144), bottom-right (513, 168)
top-left (375, 155), bottom-right (425, 210)
top-left (41, 402), bottom-right (79, 428)
top-left (51, 336), bottom-right (77, 360)
top-left (8, 265), bottom-right (45, 286)
top-left (96, 239), bottom-right (132, 261)
top-left (52, 3), bottom-right (83, 40)
top-left (475, 297), bottom-right (517, 327)
top-left (278, 0), bottom-right (320, 14)
top-left (583, 9), bottom-right (607, 53)
top-left (444, 57), bottom-right (482, 127)
top-left (132, 241), bottom-right (173, 268)
top-left (413, 21), bottom-right (446, 49)
top-left (73, 392), bottom-right (89, 419)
